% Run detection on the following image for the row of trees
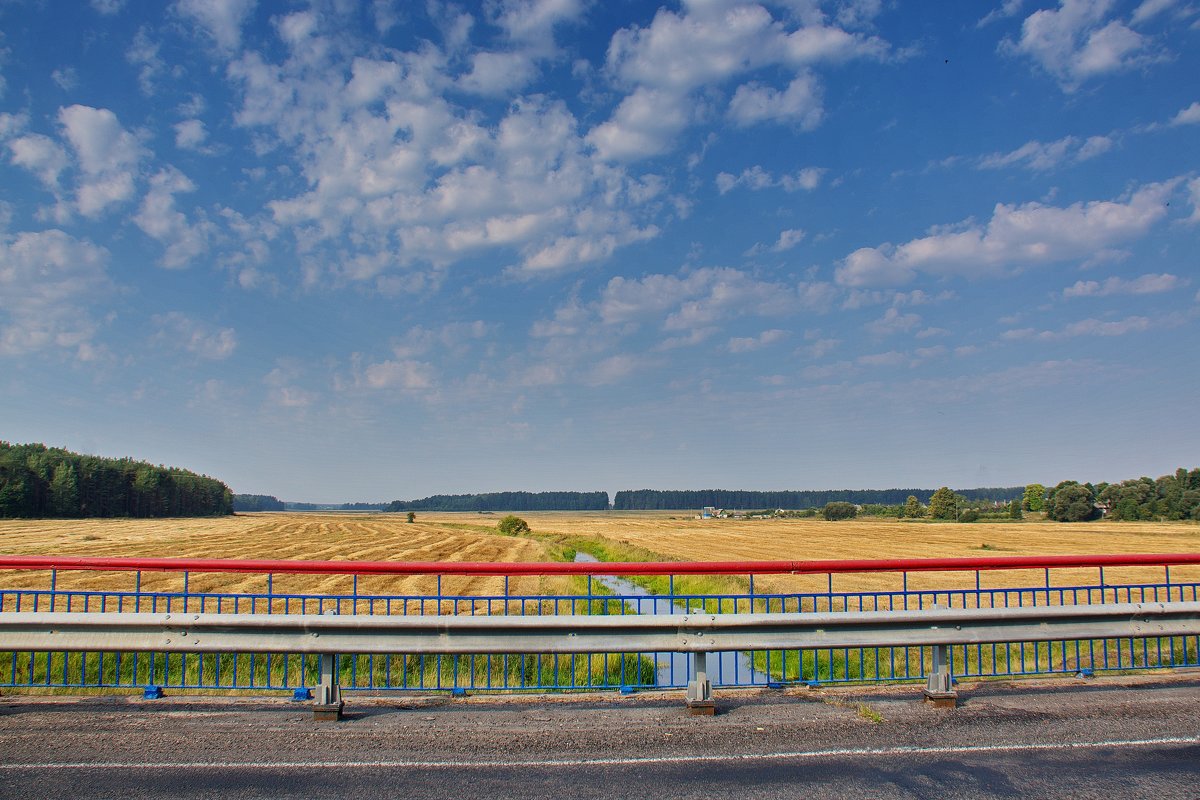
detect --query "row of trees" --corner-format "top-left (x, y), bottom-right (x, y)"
top-left (613, 487), bottom-right (1022, 510)
top-left (829, 490), bottom-right (1022, 522)
top-left (385, 491), bottom-right (610, 512)
top-left (232, 494), bottom-right (286, 512)
top-left (0, 442), bottom-right (232, 518)
top-left (1041, 468), bottom-right (1200, 522)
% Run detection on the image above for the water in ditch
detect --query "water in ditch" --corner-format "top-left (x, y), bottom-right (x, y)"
top-left (573, 552), bottom-right (768, 688)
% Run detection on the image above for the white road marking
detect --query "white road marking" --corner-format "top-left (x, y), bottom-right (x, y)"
top-left (2, 735), bottom-right (1199, 771)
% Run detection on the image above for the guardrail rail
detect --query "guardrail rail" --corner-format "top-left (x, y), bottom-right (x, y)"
top-left (2, 553), bottom-right (1199, 716)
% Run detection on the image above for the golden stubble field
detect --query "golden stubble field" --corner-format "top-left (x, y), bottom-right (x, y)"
top-left (2, 511), bottom-right (1199, 597)
top-left (0, 513), bottom-right (550, 598)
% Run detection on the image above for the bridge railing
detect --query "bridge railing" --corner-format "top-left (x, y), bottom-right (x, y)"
top-left (1, 553), bottom-right (1199, 699)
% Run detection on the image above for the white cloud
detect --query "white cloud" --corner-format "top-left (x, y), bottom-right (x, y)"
top-left (1004, 0), bottom-right (1155, 91)
top-left (90, 0), bottom-right (126, 13)
top-left (1003, 315), bottom-right (1152, 340)
top-left (1170, 102), bottom-right (1200, 126)
top-left (58, 104), bottom-right (145, 217)
top-left (153, 312), bottom-right (238, 359)
top-left (979, 134), bottom-right (1112, 171)
top-left (174, 119), bottom-right (209, 151)
top-left (1063, 272), bottom-right (1186, 297)
top-left (586, 353), bottom-right (650, 386)
top-left (0, 230), bottom-right (110, 357)
top-left (727, 73), bottom-right (823, 129)
top-left (458, 51), bottom-right (538, 96)
top-left (492, 0), bottom-right (587, 48)
top-left (857, 350), bottom-right (906, 367)
top-left (360, 358), bottom-right (436, 391)
top-left (134, 167), bottom-right (215, 268)
top-left (228, 38), bottom-right (661, 280)
top-left (716, 165), bottom-right (825, 194)
top-left (866, 307), bottom-right (922, 337)
top-left (8, 134), bottom-right (69, 188)
top-left (586, 87), bottom-right (692, 161)
top-left (127, 27), bottom-right (165, 95)
top-left (979, 0), bottom-right (1026, 27)
top-left (802, 336), bottom-right (839, 358)
top-left (590, 2), bottom-right (887, 160)
top-left (1189, 177), bottom-right (1200, 223)
top-left (1131, 0), bottom-right (1178, 24)
top-left (836, 178), bottom-right (1179, 287)
top-left (176, 0), bottom-right (256, 51)
top-left (388, 321), bottom-right (491, 358)
top-left (598, 267), bottom-right (833, 333)
top-left (728, 329), bottom-right (787, 352)
top-left (773, 228), bottom-right (806, 252)
top-left (51, 68), bottom-right (78, 91)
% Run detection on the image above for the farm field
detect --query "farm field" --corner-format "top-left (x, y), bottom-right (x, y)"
top-left (519, 510), bottom-right (1200, 590)
top-left (0, 513), bottom-right (552, 598)
top-left (1, 511), bottom-right (1199, 598)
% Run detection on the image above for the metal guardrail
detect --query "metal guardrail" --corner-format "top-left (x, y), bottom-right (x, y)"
top-left (3, 553), bottom-right (1200, 702)
top-left (5, 602), bottom-right (1200, 654)
top-left (3, 601), bottom-right (1199, 715)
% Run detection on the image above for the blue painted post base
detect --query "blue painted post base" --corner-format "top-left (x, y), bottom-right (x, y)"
top-left (143, 686), bottom-right (164, 700)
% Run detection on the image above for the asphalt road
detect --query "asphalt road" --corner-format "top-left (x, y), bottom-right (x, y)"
top-left (2, 674), bottom-right (1199, 799)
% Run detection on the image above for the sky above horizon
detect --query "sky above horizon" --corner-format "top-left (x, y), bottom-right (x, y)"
top-left (1, 0), bottom-right (1198, 502)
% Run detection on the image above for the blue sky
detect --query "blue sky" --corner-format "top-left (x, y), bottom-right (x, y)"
top-left (1, 0), bottom-right (1197, 502)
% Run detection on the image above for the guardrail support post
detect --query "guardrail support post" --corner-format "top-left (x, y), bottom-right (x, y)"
top-left (686, 652), bottom-right (715, 715)
top-left (313, 653), bottom-right (343, 721)
top-left (923, 643), bottom-right (957, 708)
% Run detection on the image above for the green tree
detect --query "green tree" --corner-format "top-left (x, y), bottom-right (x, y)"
top-left (49, 463), bottom-right (79, 517)
top-left (1023, 484), bottom-right (1046, 512)
top-left (929, 487), bottom-right (957, 520)
top-left (497, 515), bottom-right (530, 535)
top-left (1045, 481), bottom-right (1097, 522)
top-left (902, 495), bottom-right (924, 518)
top-left (822, 501), bottom-right (858, 521)
top-left (406, 511), bottom-right (416, 523)
top-left (1009, 500), bottom-right (1023, 520)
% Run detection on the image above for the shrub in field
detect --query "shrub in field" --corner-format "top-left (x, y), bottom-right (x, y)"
top-left (822, 502), bottom-right (858, 521)
top-left (498, 515), bottom-right (531, 535)
top-left (958, 510), bottom-right (979, 523)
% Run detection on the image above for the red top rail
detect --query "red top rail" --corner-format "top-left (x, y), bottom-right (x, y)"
top-left (0, 553), bottom-right (1197, 577)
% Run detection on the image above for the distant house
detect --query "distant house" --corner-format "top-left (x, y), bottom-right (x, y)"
top-left (700, 506), bottom-right (724, 519)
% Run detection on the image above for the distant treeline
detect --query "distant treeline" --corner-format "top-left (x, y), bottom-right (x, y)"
top-left (386, 491), bottom-right (610, 512)
top-left (284, 501), bottom-right (388, 511)
top-left (233, 496), bottom-right (390, 512)
top-left (232, 494), bottom-right (285, 512)
top-left (0, 442), bottom-right (232, 518)
top-left (612, 487), bottom-right (1023, 510)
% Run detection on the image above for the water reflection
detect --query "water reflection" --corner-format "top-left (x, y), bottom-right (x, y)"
top-left (573, 552), bottom-right (766, 688)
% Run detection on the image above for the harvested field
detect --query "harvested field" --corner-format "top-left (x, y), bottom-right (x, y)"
top-left (1, 511), bottom-right (1199, 598)
top-left (0, 513), bottom-right (552, 598)
top-left (510, 511), bottom-right (1200, 595)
